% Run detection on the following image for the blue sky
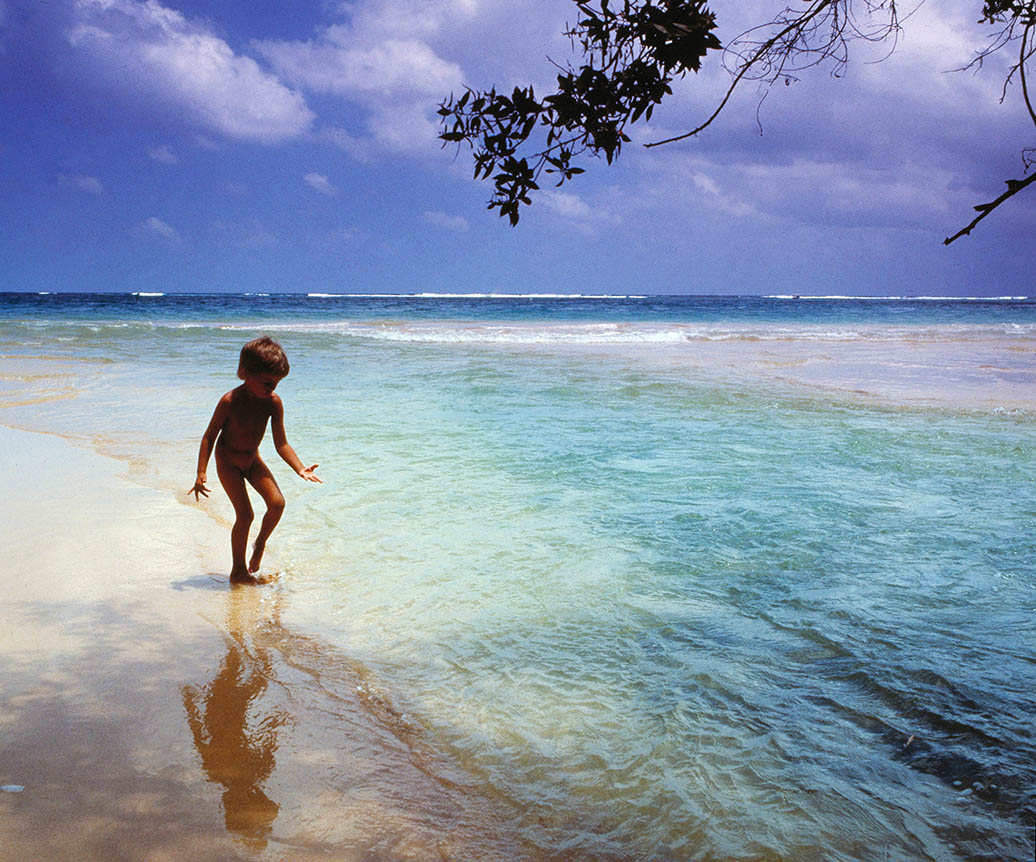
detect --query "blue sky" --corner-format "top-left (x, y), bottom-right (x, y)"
top-left (0, 0), bottom-right (1033, 296)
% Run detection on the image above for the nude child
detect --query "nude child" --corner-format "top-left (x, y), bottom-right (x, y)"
top-left (191, 336), bottom-right (321, 584)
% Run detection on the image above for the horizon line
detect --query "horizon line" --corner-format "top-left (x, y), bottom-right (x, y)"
top-left (1, 291), bottom-right (1032, 302)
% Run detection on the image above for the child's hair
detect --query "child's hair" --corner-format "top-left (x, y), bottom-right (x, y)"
top-left (238, 336), bottom-right (290, 380)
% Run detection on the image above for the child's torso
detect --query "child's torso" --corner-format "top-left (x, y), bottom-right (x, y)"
top-left (217, 387), bottom-right (272, 465)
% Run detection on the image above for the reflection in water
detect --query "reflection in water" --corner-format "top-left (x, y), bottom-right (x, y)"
top-left (182, 589), bottom-right (287, 851)
top-left (175, 585), bottom-right (520, 859)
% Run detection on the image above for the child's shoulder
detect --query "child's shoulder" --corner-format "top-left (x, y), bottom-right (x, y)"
top-left (218, 387), bottom-right (246, 410)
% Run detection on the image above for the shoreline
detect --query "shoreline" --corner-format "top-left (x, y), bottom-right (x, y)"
top-left (0, 423), bottom-right (243, 857)
top-left (0, 424), bottom-right (520, 860)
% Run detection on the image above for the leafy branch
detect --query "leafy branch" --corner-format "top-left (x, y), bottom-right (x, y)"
top-left (438, 1), bottom-right (721, 224)
top-left (440, 1), bottom-right (1035, 241)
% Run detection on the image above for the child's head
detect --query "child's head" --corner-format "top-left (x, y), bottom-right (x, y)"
top-left (238, 336), bottom-right (290, 381)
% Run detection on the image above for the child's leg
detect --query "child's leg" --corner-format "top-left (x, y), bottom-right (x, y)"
top-left (245, 456), bottom-right (286, 573)
top-left (215, 452), bottom-right (258, 584)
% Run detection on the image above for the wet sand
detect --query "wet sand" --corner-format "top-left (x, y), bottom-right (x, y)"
top-left (0, 425), bottom-right (521, 860)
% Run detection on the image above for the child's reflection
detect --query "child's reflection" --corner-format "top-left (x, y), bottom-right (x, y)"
top-left (182, 589), bottom-right (285, 851)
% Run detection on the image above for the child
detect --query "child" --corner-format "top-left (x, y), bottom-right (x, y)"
top-left (191, 336), bottom-right (321, 584)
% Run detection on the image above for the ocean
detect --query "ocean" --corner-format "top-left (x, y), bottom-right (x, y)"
top-left (1, 292), bottom-right (1034, 860)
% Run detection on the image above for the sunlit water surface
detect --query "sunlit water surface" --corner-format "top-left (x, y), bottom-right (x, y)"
top-left (1, 293), bottom-right (1034, 860)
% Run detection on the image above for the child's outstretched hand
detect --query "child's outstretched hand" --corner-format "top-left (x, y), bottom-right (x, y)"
top-left (191, 477), bottom-right (210, 500)
top-left (299, 464), bottom-right (322, 483)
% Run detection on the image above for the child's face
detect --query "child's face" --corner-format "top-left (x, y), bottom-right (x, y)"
top-left (244, 372), bottom-right (282, 399)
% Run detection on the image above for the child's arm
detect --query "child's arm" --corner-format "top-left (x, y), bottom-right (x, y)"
top-left (191, 394), bottom-right (231, 500)
top-left (270, 395), bottom-right (322, 483)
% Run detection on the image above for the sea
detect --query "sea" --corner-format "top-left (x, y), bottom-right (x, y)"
top-left (1, 291), bottom-right (1034, 860)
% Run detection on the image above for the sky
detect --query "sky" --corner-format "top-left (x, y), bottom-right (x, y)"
top-left (0, 0), bottom-right (1033, 296)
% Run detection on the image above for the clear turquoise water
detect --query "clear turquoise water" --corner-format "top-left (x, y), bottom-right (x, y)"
top-left (1, 293), bottom-right (1034, 860)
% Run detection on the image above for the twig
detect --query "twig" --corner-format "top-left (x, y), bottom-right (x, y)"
top-left (645, 0), bottom-right (899, 148)
top-left (944, 172), bottom-right (1036, 244)
top-left (645, 0), bottom-right (840, 147)
top-left (1020, 24), bottom-right (1036, 127)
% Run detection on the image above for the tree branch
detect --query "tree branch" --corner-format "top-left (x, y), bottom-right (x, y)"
top-left (1020, 23), bottom-right (1036, 126)
top-left (645, 0), bottom-right (840, 147)
top-left (944, 171), bottom-right (1036, 243)
top-left (946, 17), bottom-right (1035, 244)
top-left (645, 0), bottom-right (900, 148)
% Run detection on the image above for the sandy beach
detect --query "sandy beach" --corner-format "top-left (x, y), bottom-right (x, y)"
top-left (0, 424), bottom-right (518, 860)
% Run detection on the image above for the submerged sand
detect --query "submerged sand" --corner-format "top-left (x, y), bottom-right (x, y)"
top-left (0, 425), bottom-right (519, 860)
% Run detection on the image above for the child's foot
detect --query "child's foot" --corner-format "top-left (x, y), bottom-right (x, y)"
top-left (230, 566), bottom-right (261, 586)
top-left (248, 539), bottom-right (266, 574)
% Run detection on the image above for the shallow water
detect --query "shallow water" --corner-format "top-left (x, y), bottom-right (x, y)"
top-left (1, 293), bottom-right (1034, 860)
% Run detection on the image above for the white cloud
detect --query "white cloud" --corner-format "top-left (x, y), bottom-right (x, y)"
top-left (253, 3), bottom-right (465, 156)
top-left (536, 188), bottom-right (622, 237)
top-left (423, 210), bottom-right (468, 231)
top-left (257, 31), bottom-right (462, 98)
top-left (691, 172), bottom-right (720, 198)
top-left (323, 126), bottom-right (373, 162)
top-left (137, 216), bottom-right (180, 242)
top-left (366, 104), bottom-right (446, 156)
top-left (59, 174), bottom-right (104, 194)
top-left (541, 190), bottom-right (594, 221)
top-left (148, 144), bottom-right (178, 164)
top-left (343, 0), bottom-right (480, 41)
top-left (304, 172), bottom-right (338, 196)
top-left (685, 168), bottom-right (756, 219)
top-left (324, 225), bottom-right (364, 247)
top-left (632, 145), bottom-right (963, 237)
top-left (741, 158), bottom-right (959, 229)
top-left (67, 0), bottom-right (313, 144)
top-left (213, 218), bottom-right (276, 249)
